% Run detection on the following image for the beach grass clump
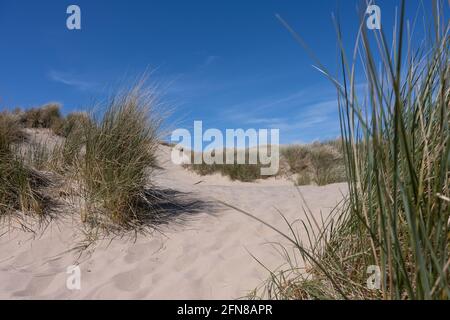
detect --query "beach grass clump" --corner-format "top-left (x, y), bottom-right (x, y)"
top-left (221, 163), bottom-right (263, 182)
top-left (20, 104), bottom-right (63, 131)
top-left (53, 112), bottom-right (92, 138)
top-left (0, 156), bottom-right (52, 217)
top-left (252, 0), bottom-right (449, 299)
top-left (0, 112), bottom-right (26, 154)
top-left (295, 173), bottom-right (311, 186)
top-left (16, 104), bottom-right (93, 138)
top-left (309, 143), bottom-right (345, 186)
top-left (51, 132), bottom-right (84, 172)
top-left (49, 112), bottom-right (92, 172)
top-left (22, 140), bottom-right (51, 171)
top-left (77, 84), bottom-right (162, 229)
top-left (281, 142), bottom-right (345, 186)
top-left (0, 113), bottom-right (50, 217)
top-left (186, 149), bottom-right (269, 182)
top-left (281, 145), bottom-right (310, 174)
top-left (185, 142), bottom-right (345, 184)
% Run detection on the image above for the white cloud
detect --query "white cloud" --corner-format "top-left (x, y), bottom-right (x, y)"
top-left (48, 70), bottom-right (96, 91)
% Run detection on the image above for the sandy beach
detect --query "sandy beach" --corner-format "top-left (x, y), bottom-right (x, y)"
top-left (0, 145), bottom-right (346, 299)
top-left (1, 0), bottom-right (447, 302)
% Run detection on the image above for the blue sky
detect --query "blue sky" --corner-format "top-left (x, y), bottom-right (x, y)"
top-left (0, 0), bottom-right (442, 144)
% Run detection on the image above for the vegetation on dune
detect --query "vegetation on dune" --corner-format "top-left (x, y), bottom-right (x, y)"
top-left (13, 103), bottom-right (93, 139)
top-left (184, 140), bottom-right (346, 185)
top-left (53, 111), bottom-right (92, 138)
top-left (19, 103), bottom-right (63, 132)
top-left (185, 149), bottom-right (270, 182)
top-left (0, 112), bottom-right (26, 152)
top-left (281, 141), bottom-right (346, 186)
top-left (1, 83), bottom-right (163, 233)
top-left (0, 113), bottom-right (51, 218)
top-left (76, 84), bottom-right (162, 229)
top-left (250, 0), bottom-right (449, 299)
top-left (0, 0), bottom-right (447, 301)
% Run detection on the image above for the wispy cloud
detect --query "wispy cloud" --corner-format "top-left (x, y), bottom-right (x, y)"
top-left (162, 60), bottom-right (288, 102)
top-left (201, 55), bottom-right (220, 68)
top-left (244, 117), bottom-right (285, 125)
top-left (161, 67), bottom-right (343, 143)
top-left (48, 70), bottom-right (97, 91)
top-left (222, 83), bottom-right (338, 117)
top-left (224, 90), bottom-right (307, 114)
top-left (218, 86), bottom-right (341, 142)
top-left (257, 99), bottom-right (338, 130)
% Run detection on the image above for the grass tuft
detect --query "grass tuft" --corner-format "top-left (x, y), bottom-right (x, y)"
top-left (77, 84), bottom-right (162, 230)
top-left (186, 149), bottom-right (269, 182)
top-left (0, 113), bottom-right (52, 219)
top-left (20, 104), bottom-right (63, 131)
top-left (281, 141), bottom-right (346, 186)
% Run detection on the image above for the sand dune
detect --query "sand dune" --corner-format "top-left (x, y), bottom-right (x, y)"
top-left (0, 145), bottom-right (346, 299)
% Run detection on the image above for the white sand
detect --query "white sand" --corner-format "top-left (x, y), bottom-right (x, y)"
top-left (0, 145), bottom-right (346, 299)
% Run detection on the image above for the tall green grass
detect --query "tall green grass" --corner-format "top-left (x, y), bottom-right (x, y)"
top-left (250, 0), bottom-right (449, 299)
top-left (77, 84), bottom-right (162, 229)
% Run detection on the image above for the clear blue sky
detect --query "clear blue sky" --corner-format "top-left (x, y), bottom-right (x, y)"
top-left (0, 1), bottom-right (442, 144)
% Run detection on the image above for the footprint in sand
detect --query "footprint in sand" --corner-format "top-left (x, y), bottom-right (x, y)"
top-left (111, 268), bottom-right (142, 292)
top-left (12, 273), bottom-right (56, 297)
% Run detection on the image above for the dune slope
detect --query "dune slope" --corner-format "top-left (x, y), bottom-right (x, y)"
top-left (0, 145), bottom-right (346, 299)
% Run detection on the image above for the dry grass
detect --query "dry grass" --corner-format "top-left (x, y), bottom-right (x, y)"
top-left (184, 140), bottom-right (346, 186)
top-left (19, 104), bottom-right (63, 132)
top-left (53, 112), bottom-right (92, 138)
top-left (281, 141), bottom-right (346, 186)
top-left (0, 113), bottom-right (53, 219)
top-left (185, 149), bottom-right (270, 182)
top-left (183, 140), bottom-right (345, 184)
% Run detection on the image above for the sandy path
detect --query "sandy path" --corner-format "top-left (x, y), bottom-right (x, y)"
top-left (0, 146), bottom-right (347, 299)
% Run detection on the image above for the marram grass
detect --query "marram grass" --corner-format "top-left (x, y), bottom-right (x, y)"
top-left (77, 84), bottom-right (162, 230)
top-left (249, 0), bottom-right (449, 300)
top-left (0, 113), bottom-right (50, 219)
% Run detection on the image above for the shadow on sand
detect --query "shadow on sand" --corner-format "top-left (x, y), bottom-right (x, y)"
top-left (137, 186), bottom-right (221, 228)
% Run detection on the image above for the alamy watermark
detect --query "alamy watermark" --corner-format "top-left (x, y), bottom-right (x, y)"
top-left (64, 4), bottom-right (380, 31)
top-left (66, 5), bottom-right (81, 30)
top-left (66, 265), bottom-right (81, 291)
top-left (171, 121), bottom-right (280, 176)
top-left (366, 265), bottom-right (381, 290)
top-left (366, 5), bottom-right (381, 30)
